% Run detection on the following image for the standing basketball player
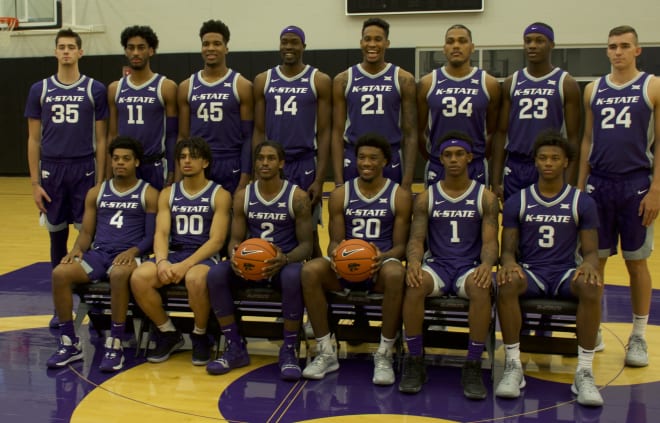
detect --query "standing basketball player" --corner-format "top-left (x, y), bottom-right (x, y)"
top-left (331, 17), bottom-right (417, 190)
top-left (302, 133), bottom-right (412, 385)
top-left (577, 25), bottom-right (660, 368)
top-left (47, 137), bottom-right (158, 373)
top-left (398, 131), bottom-right (499, 399)
top-left (108, 25), bottom-right (178, 190)
top-left (130, 138), bottom-right (231, 365)
top-left (417, 25), bottom-right (500, 186)
top-left (25, 28), bottom-right (108, 328)
top-left (205, 141), bottom-right (313, 380)
top-left (178, 19), bottom-right (253, 194)
top-left (253, 25), bottom-right (331, 257)
top-left (491, 22), bottom-right (581, 200)
top-left (497, 131), bottom-right (603, 407)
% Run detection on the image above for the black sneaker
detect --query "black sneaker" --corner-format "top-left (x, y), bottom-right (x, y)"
top-left (190, 333), bottom-right (212, 366)
top-left (398, 355), bottom-right (427, 394)
top-left (461, 359), bottom-right (487, 400)
top-left (147, 330), bottom-right (184, 363)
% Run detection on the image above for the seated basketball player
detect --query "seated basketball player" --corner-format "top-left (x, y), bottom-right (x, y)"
top-left (130, 138), bottom-right (231, 365)
top-left (205, 141), bottom-right (313, 380)
top-left (301, 133), bottom-right (412, 385)
top-left (495, 131), bottom-right (603, 407)
top-left (47, 137), bottom-right (158, 372)
top-left (398, 131), bottom-right (499, 399)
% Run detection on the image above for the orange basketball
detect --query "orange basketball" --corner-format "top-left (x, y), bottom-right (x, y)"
top-left (234, 238), bottom-right (278, 281)
top-left (333, 239), bottom-right (377, 283)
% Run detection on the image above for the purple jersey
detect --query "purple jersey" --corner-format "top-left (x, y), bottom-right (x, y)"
top-left (588, 72), bottom-right (654, 175)
top-left (115, 74), bottom-right (167, 158)
top-left (168, 181), bottom-right (220, 252)
top-left (425, 67), bottom-right (490, 161)
top-left (506, 68), bottom-right (567, 157)
top-left (343, 178), bottom-right (398, 252)
top-left (92, 179), bottom-right (149, 254)
top-left (427, 180), bottom-right (484, 262)
top-left (187, 70), bottom-right (243, 157)
top-left (264, 65), bottom-right (319, 159)
top-left (502, 184), bottom-right (599, 269)
top-left (24, 75), bottom-right (108, 160)
top-left (244, 180), bottom-right (298, 254)
top-left (343, 63), bottom-right (402, 147)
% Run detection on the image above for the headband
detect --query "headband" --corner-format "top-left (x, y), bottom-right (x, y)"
top-left (523, 24), bottom-right (554, 42)
top-left (439, 139), bottom-right (472, 154)
top-left (280, 25), bottom-right (305, 44)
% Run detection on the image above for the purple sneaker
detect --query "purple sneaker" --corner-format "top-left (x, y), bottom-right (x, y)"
top-left (206, 341), bottom-right (249, 375)
top-left (279, 345), bottom-right (301, 381)
top-left (99, 337), bottom-right (124, 372)
top-left (47, 335), bottom-right (83, 368)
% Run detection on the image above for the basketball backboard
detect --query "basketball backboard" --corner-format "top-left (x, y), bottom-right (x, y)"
top-left (1, 0), bottom-right (62, 30)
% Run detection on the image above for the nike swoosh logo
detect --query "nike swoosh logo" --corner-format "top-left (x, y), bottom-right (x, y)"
top-left (435, 200), bottom-right (445, 205)
top-left (121, 88), bottom-right (129, 93)
top-left (271, 78), bottom-right (280, 82)
top-left (241, 248), bottom-right (266, 256)
top-left (349, 199), bottom-right (359, 203)
top-left (85, 171), bottom-right (95, 176)
top-left (47, 88), bottom-right (57, 92)
top-left (476, 173), bottom-right (484, 178)
top-left (249, 201), bottom-right (259, 205)
top-left (193, 85), bottom-right (202, 90)
top-left (154, 162), bottom-right (162, 167)
top-left (355, 76), bottom-right (364, 81)
top-left (174, 197), bottom-right (183, 201)
top-left (638, 189), bottom-right (649, 195)
top-left (527, 204), bottom-right (538, 209)
top-left (232, 169), bottom-right (241, 173)
top-left (103, 194), bottom-right (112, 197)
top-left (341, 247), bottom-right (366, 257)
top-left (304, 170), bottom-right (314, 175)
top-left (437, 79), bottom-right (447, 85)
top-left (598, 88), bottom-right (608, 93)
top-left (517, 81), bottom-right (525, 86)
top-left (391, 163), bottom-right (400, 168)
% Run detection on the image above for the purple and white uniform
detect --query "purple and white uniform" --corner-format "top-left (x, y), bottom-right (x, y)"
top-left (186, 70), bottom-right (246, 193)
top-left (424, 67), bottom-right (490, 185)
top-left (115, 74), bottom-right (168, 189)
top-left (342, 63), bottom-right (403, 182)
top-left (24, 75), bottom-right (108, 229)
top-left (244, 180), bottom-right (299, 254)
top-left (504, 67), bottom-right (568, 199)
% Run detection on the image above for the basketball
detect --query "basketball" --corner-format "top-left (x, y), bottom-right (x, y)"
top-left (234, 238), bottom-right (278, 281)
top-left (333, 239), bottom-right (376, 283)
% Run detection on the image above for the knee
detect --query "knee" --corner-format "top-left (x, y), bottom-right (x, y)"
top-left (301, 259), bottom-right (327, 290)
top-left (109, 266), bottom-right (132, 289)
top-left (130, 265), bottom-right (154, 296)
top-left (185, 267), bottom-right (210, 296)
top-left (52, 265), bottom-right (68, 289)
top-left (381, 264), bottom-right (405, 294)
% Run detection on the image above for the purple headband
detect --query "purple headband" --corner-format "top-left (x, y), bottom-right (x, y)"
top-left (280, 25), bottom-right (305, 44)
top-left (524, 24), bottom-right (554, 42)
top-left (439, 139), bottom-right (472, 154)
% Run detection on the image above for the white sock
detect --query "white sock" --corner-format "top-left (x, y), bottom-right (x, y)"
top-left (192, 325), bottom-right (206, 335)
top-left (504, 342), bottom-right (521, 363)
top-left (316, 333), bottom-right (334, 354)
top-left (577, 345), bottom-right (595, 371)
top-left (378, 334), bottom-right (396, 354)
top-left (158, 319), bottom-right (176, 333)
top-left (632, 314), bottom-right (648, 337)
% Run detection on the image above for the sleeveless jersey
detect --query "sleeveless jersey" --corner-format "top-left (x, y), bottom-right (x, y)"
top-left (187, 70), bottom-right (243, 157)
top-left (24, 75), bottom-right (108, 160)
top-left (244, 180), bottom-right (298, 254)
top-left (344, 178), bottom-right (398, 252)
top-left (344, 63), bottom-right (402, 147)
top-left (506, 68), bottom-right (567, 158)
top-left (588, 72), bottom-right (654, 175)
top-left (115, 74), bottom-right (167, 158)
top-left (168, 181), bottom-right (220, 251)
top-left (425, 67), bottom-right (490, 162)
top-left (92, 179), bottom-right (149, 254)
top-left (264, 65), bottom-right (318, 159)
top-left (502, 184), bottom-right (599, 269)
top-left (427, 180), bottom-right (484, 262)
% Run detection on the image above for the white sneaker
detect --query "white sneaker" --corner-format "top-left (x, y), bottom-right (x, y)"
top-left (495, 360), bottom-right (526, 398)
top-left (372, 350), bottom-right (395, 385)
top-left (571, 368), bottom-right (604, 406)
top-left (625, 335), bottom-right (648, 367)
top-left (302, 351), bottom-right (339, 380)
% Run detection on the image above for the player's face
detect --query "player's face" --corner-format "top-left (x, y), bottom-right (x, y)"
top-left (111, 148), bottom-right (138, 178)
top-left (606, 33), bottom-right (641, 71)
top-left (524, 33), bottom-right (553, 64)
top-left (255, 146), bottom-right (284, 181)
top-left (54, 37), bottom-right (82, 66)
top-left (124, 36), bottom-right (153, 70)
top-left (178, 147), bottom-right (209, 177)
top-left (439, 146), bottom-right (472, 177)
top-left (360, 25), bottom-right (390, 65)
top-left (535, 145), bottom-right (568, 181)
top-left (356, 146), bottom-right (386, 182)
top-left (201, 32), bottom-right (228, 67)
top-left (279, 34), bottom-right (304, 65)
top-left (443, 28), bottom-right (474, 67)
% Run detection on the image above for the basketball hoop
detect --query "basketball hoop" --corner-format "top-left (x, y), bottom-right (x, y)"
top-left (0, 17), bottom-right (19, 49)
